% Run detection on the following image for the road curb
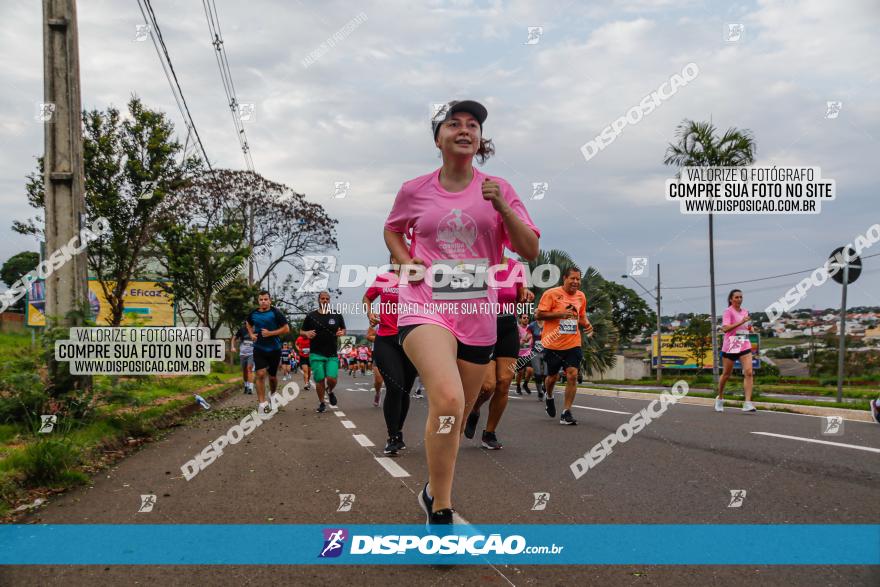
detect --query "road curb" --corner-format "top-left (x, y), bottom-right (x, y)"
top-left (577, 386), bottom-right (876, 423)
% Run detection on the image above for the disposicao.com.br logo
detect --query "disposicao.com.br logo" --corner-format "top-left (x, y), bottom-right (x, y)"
top-left (318, 528), bottom-right (563, 558)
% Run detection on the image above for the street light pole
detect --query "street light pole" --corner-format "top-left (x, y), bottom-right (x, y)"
top-left (656, 264), bottom-right (662, 384)
top-left (622, 267), bottom-right (662, 384)
top-left (709, 213), bottom-right (719, 393)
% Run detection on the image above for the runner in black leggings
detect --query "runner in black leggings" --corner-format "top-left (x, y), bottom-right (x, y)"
top-left (363, 259), bottom-right (417, 455)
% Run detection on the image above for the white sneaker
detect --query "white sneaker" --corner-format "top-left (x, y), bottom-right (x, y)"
top-left (259, 401), bottom-right (272, 415)
top-left (714, 397), bottom-right (724, 412)
top-left (742, 402), bottom-right (757, 413)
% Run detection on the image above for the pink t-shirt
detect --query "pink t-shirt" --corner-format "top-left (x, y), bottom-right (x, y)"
top-left (384, 167), bottom-right (539, 346)
top-left (495, 257), bottom-right (528, 314)
top-left (518, 324), bottom-right (533, 357)
top-left (722, 306), bottom-right (752, 353)
top-left (365, 272), bottom-right (400, 337)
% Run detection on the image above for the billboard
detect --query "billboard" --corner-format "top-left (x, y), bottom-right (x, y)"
top-left (651, 333), bottom-right (760, 370)
top-left (27, 280), bottom-right (175, 327)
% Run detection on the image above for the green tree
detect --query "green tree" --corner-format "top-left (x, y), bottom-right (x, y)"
top-left (216, 277), bottom-right (261, 335)
top-left (526, 249), bottom-right (618, 376)
top-left (17, 97), bottom-right (201, 325)
top-left (600, 280), bottom-right (656, 348)
top-left (1, 252), bottom-right (39, 310)
top-left (671, 315), bottom-right (713, 374)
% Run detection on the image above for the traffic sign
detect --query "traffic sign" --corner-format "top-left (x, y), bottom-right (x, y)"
top-left (828, 246), bottom-right (861, 285)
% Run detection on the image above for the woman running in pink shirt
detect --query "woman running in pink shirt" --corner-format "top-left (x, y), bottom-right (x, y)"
top-left (384, 100), bottom-right (539, 525)
top-left (717, 289), bottom-right (757, 413)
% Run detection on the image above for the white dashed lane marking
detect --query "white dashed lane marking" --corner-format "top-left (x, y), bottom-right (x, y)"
top-left (751, 432), bottom-right (880, 453)
top-left (352, 434), bottom-right (374, 447)
top-left (341, 420), bottom-right (356, 429)
top-left (375, 457), bottom-right (410, 478)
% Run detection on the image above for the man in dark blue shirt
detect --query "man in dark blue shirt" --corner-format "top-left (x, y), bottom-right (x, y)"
top-left (246, 291), bottom-right (290, 414)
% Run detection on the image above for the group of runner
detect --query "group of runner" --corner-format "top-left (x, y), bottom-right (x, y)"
top-left (229, 99), bottom-right (776, 528)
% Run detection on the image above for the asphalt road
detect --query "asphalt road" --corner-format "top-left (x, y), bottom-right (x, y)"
top-left (2, 372), bottom-right (878, 586)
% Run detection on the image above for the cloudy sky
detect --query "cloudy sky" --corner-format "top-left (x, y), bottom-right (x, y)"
top-left (1, 0), bottom-right (878, 328)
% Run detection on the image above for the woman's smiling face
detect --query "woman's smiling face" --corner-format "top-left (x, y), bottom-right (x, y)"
top-left (435, 111), bottom-right (480, 158)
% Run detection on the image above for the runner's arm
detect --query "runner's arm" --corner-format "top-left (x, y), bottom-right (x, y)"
top-left (496, 203), bottom-right (539, 261)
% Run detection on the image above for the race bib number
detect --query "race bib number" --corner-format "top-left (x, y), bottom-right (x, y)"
top-left (301, 347), bottom-right (310, 355)
top-left (729, 333), bottom-right (749, 352)
top-left (431, 258), bottom-right (489, 300)
top-left (559, 319), bottom-right (577, 334)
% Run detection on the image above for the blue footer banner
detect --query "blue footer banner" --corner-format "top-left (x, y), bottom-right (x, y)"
top-left (1, 525), bottom-right (878, 565)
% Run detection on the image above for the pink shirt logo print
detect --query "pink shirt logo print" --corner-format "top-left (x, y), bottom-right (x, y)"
top-left (436, 208), bottom-right (479, 256)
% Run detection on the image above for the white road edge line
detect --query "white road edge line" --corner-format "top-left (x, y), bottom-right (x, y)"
top-left (341, 420), bottom-right (356, 429)
top-left (335, 411), bottom-right (346, 417)
top-left (751, 431), bottom-right (880, 453)
top-left (352, 434), bottom-right (374, 447)
top-left (570, 405), bottom-right (632, 415)
top-left (374, 457), bottom-right (410, 477)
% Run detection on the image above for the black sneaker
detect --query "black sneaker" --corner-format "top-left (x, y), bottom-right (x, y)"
top-left (305, 383), bottom-right (311, 391)
top-left (545, 396), bottom-right (556, 418)
top-left (523, 383), bottom-right (532, 395)
top-left (537, 389), bottom-right (544, 400)
top-left (464, 410), bottom-right (480, 439)
top-left (418, 482), bottom-right (454, 526)
top-left (560, 409), bottom-right (577, 425)
top-left (316, 402), bottom-right (326, 413)
top-left (383, 437), bottom-right (398, 456)
top-left (516, 385), bottom-right (523, 395)
top-left (328, 391), bottom-right (338, 406)
top-left (481, 430), bottom-right (502, 450)
top-left (394, 433), bottom-right (406, 450)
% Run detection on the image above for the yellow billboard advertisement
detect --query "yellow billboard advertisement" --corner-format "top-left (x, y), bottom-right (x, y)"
top-left (652, 333), bottom-right (760, 369)
top-left (27, 280), bottom-right (175, 327)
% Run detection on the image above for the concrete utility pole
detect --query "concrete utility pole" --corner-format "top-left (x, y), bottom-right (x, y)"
top-left (708, 213), bottom-right (719, 393)
top-left (43, 0), bottom-right (90, 390)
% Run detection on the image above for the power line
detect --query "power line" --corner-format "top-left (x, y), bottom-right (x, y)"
top-left (663, 251), bottom-right (880, 290)
top-left (202, 0), bottom-right (255, 171)
top-left (137, 0), bottom-right (213, 171)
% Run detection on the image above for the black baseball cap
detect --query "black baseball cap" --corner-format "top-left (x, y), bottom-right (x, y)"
top-left (431, 100), bottom-right (488, 139)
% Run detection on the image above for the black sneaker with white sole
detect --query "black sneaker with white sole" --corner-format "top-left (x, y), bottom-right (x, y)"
top-left (481, 430), bottom-right (502, 450)
top-left (545, 396), bottom-right (556, 418)
top-left (516, 385), bottom-right (523, 395)
top-left (418, 483), bottom-right (454, 526)
top-left (316, 402), bottom-right (326, 413)
top-left (383, 437), bottom-right (398, 456)
top-left (328, 391), bottom-right (338, 406)
top-left (559, 409), bottom-right (577, 425)
top-left (394, 433), bottom-right (406, 450)
top-left (464, 410), bottom-right (480, 439)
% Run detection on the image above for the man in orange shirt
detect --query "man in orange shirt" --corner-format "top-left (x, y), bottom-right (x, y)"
top-left (535, 267), bottom-right (593, 425)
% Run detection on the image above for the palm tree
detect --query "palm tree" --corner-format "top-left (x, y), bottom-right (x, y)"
top-left (664, 120), bottom-right (756, 390)
top-left (523, 249), bottom-right (619, 376)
